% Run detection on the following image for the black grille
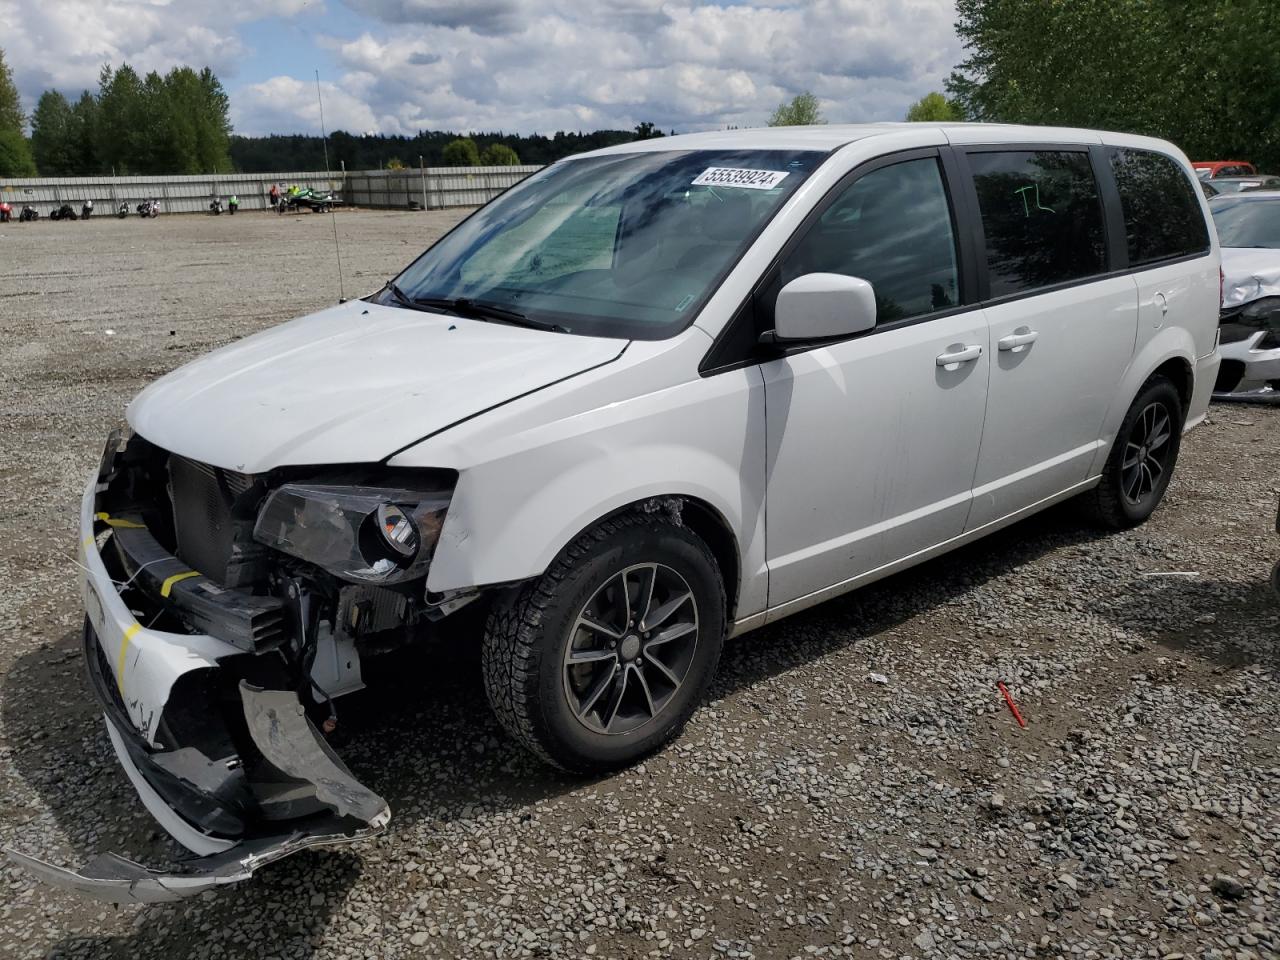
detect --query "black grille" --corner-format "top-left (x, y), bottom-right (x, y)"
top-left (168, 456), bottom-right (259, 584)
top-left (1214, 359), bottom-right (1245, 394)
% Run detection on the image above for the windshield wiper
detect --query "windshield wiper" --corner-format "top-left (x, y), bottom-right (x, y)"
top-left (412, 296), bottom-right (569, 333)
top-left (381, 279), bottom-right (436, 312)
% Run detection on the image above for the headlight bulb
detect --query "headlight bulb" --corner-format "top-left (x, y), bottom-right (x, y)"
top-left (376, 503), bottom-right (419, 558)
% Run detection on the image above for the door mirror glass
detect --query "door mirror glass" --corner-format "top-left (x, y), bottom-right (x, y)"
top-left (774, 272), bottom-right (877, 341)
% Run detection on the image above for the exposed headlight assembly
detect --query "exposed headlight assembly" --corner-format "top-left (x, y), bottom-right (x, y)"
top-left (253, 482), bottom-right (451, 584)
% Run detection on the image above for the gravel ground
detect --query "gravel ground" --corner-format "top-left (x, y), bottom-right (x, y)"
top-left (1, 210), bottom-right (1277, 960)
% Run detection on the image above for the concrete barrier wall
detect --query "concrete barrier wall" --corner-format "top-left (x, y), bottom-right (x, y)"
top-left (0, 165), bottom-right (543, 216)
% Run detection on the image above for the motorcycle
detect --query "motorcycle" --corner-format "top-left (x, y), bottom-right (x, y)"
top-left (137, 199), bottom-right (160, 219)
top-left (228, 195), bottom-right (239, 215)
top-left (49, 203), bottom-right (78, 221)
top-left (0, 201), bottom-right (10, 223)
top-left (81, 199), bottom-right (94, 219)
top-left (117, 202), bottom-right (129, 219)
top-left (209, 197), bottom-right (224, 215)
top-left (18, 205), bottom-right (38, 222)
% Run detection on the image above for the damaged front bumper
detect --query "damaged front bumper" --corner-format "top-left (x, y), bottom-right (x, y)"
top-left (3, 477), bottom-right (390, 903)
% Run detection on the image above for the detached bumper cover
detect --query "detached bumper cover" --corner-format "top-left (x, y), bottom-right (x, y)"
top-left (3, 477), bottom-right (389, 903)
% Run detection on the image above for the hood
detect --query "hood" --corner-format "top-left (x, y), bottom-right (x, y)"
top-left (1221, 246), bottom-right (1280, 309)
top-left (128, 300), bottom-right (627, 473)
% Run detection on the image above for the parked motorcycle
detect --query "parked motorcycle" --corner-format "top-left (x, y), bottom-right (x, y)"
top-left (49, 203), bottom-right (78, 221)
top-left (18, 205), bottom-right (38, 222)
top-left (117, 202), bottom-right (129, 219)
top-left (209, 196), bottom-right (224, 215)
top-left (0, 201), bottom-right (10, 223)
top-left (228, 194), bottom-right (239, 215)
top-left (81, 199), bottom-right (94, 219)
top-left (137, 199), bottom-right (160, 218)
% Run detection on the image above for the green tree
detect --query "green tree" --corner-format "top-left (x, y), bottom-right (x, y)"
top-left (71, 90), bottom-right (99, 173)
top-left (0, 48), bottom-right (23, 133)
top-left (633, 121), bottom-right (665, 139)
top-left (905, 91), bottom-right (962, 122)
top-left (768, 91), bottom-right (823, 126)
top-left (480, 142), bottom-right (520, 165)
top-left (195, 67), bottom-right (232, 172)
top-left (0, 127), bottom-right (36, 175)
top-left (946, 0), bottom-right (1280, 170)
top-left (31, 90), bottom-right (77, 174)
top-left (95, 64), bottom-right (146, 173)
top-left (385, 156), bottom-right (406, 169)
top-left (442, 137), bottom-right (480, 166)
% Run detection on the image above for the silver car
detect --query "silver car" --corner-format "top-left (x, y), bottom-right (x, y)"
top-left (1212, 192), bottom-right (1280, 402)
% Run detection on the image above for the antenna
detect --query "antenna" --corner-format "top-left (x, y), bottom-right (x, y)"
top-left (315, 69), bottom-right (346, 301)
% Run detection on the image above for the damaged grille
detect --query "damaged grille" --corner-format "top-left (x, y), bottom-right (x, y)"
top-left (168, 455), bottom-right (264, 586)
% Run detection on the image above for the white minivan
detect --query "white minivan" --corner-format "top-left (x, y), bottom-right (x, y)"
top-left (10, 123), bottom-right (1220, 900)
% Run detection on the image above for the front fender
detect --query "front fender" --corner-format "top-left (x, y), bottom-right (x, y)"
top-left (400, 367), bottom-right (768, 622)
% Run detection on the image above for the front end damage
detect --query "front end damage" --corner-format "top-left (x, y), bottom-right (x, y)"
top-left (5, 432), bottom-right (463, 902)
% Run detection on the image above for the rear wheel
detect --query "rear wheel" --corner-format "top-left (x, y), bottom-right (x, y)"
top-left (1086, 376), bottom-right (1184, 528)
top-left (482, 512), bottom-right (725, 772)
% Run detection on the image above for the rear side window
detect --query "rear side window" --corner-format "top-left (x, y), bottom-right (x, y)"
top-left (1110, 148), bottom-right (1210, 265)
top-left (968, 150), bottom-right (1107, 298)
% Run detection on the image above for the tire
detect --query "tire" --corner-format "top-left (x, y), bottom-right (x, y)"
top-left (482, 511), bottom-right (726, 772)
top-left (1086, 375), bottom-right (1184, 529)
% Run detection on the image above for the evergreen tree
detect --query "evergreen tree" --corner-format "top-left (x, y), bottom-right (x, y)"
top-left (71, 91), bottom-right (99, 173)
top-left (31, 90), bottom-right (78, 174)
top-left (0, 48), bottom-right (23, 133)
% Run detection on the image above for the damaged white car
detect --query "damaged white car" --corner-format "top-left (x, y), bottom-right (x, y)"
top-left (1212, 191), bottom-right (1280, 401)
top-left (7, 123), bottom-right (1221, 902)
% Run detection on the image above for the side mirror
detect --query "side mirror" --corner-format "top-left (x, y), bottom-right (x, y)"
top-left (772, 273), bottom-right (877, 342)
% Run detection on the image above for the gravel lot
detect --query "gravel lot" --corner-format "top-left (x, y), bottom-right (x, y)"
top-left (1, 210), bottom-right (1278, 960)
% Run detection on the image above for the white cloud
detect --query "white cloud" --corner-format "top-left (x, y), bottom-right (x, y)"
top-left (3, 0), bottom-right (963, 136)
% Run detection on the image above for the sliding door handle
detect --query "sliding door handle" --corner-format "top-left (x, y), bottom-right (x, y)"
top-left (997, 328), bottom-right (1039, 351)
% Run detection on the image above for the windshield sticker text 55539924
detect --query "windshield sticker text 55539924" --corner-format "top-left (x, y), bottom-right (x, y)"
top-left (691, 167), bottom-right (790, 190)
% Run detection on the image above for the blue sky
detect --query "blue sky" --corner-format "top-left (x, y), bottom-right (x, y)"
top-left (4, 0), bottom-right (962, 137)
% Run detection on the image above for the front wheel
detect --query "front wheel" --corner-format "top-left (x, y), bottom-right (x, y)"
top-left (482, 512), bottom-right (726, 772)
top-left (1086, 376), bottom-right (1184, 528)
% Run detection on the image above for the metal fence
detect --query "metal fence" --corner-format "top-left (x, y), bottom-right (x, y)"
top-left (345, 165), bottom-right (542, 209)
top-left (0, 172), bottom-right (345, 216)
top-left (0, 165), bottom-right (542, 216)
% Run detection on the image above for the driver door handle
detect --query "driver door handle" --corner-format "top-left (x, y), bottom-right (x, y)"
top-left (997, 329), bottom-right (1040, 351)
top-left (936, 344), bottom-right (983, 366)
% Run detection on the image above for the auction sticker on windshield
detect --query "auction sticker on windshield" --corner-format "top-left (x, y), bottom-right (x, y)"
top-left (691, 167), bottom-right (789, 190)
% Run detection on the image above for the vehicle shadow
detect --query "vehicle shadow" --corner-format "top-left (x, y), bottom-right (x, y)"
top-left (1098, 573), bottom-right (1279, 673)
top-left (10, 502), bottom-right (1114, 957)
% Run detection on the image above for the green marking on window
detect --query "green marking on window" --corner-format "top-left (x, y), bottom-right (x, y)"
top-left (1014, 183), bottom-right (1055, 216)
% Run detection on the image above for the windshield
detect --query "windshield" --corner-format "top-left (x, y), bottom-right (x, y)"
top-left (1212, 198), bottom-right (1280, 248)
top-left (388, 149), bottom-right (824, 339)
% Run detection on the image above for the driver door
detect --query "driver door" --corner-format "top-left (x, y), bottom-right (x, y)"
top-left (762, 151), bottom-right (991, 611)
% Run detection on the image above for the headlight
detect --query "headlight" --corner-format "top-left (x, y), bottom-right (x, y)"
top-left (253, 482), bottom-right (451, 584)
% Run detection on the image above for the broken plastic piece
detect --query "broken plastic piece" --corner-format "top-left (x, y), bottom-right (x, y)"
top-left (997, 681), bottom-right (1027, 728)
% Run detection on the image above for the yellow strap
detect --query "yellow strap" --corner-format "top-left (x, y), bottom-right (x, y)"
top-left (160, 570), bottom-right (201, 598)
top-left (95, 512), bottom-right (145, 529)
top-left (116, 622), bottom-right (141, 694)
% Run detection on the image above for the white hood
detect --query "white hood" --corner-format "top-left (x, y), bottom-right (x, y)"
top-left (1221, 246), bottom-right (1280, 308)
top-left (128, 300), bottom-right (627, 473)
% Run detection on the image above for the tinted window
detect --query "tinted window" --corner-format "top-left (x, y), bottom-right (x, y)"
top-left (1111, 148), bottom-right (1210, 264)
top-left (781, 157), bottom-right (959, 323)
top-left (969, 150), bottom-right (1106, 298)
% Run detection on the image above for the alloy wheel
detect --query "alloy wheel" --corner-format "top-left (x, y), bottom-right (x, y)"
top-left (562, 562), bottom-right (699, 736)
top-left (1122, 401), bottom-right (1173, 506)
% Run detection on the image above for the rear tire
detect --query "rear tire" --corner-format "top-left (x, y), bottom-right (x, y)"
top-left (1086, 376), bottom-right (1184, 529)
top-left (482, 511), bottom-right (726, 772)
